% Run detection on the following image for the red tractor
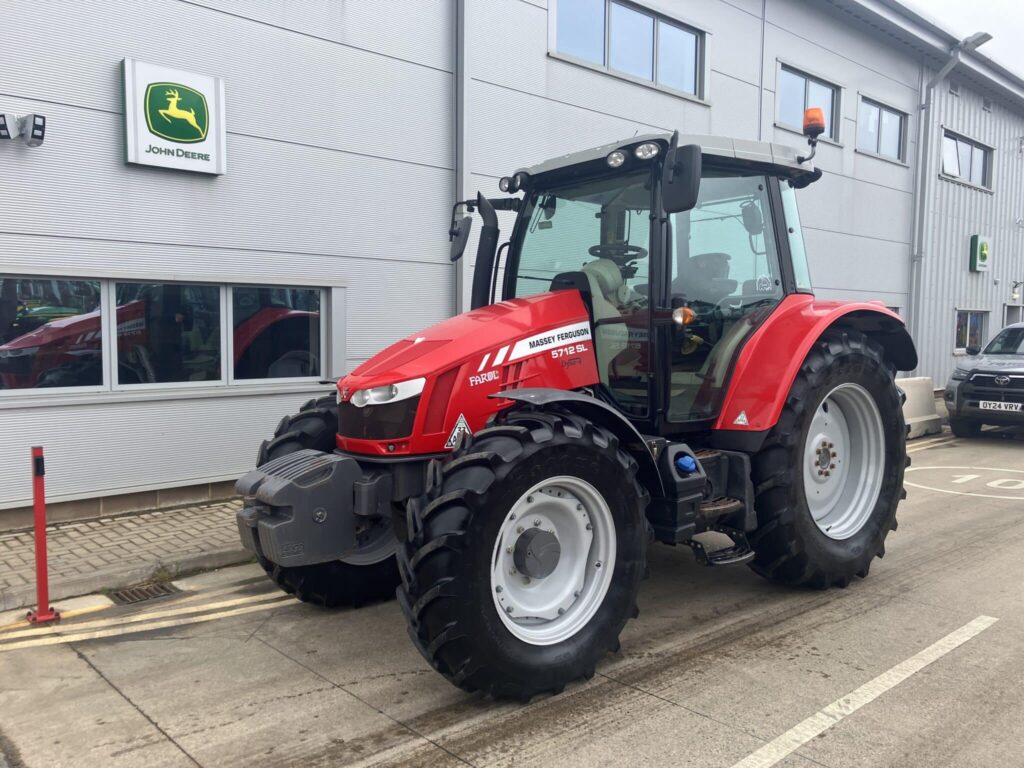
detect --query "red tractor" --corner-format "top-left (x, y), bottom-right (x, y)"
top-left (237, 113), bottom-right (916, 700)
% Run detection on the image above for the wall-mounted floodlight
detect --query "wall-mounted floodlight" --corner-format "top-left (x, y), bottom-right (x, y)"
top-left (0, 112), bottom-right (46, 147)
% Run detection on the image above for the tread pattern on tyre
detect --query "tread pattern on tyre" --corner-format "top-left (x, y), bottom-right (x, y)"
top-left (255, 394), bottom-right (399, 608)
top-left (397, 406), bottom-right (647, 700)
top-left (748, 330), bottom-right (908, 589)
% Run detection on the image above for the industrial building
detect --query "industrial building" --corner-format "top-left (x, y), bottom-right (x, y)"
top-left (2, 0), bottom-right (1022, 523)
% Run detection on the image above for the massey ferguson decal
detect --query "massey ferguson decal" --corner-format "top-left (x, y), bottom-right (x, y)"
top-left (475, 321), bottom-right (593, 375)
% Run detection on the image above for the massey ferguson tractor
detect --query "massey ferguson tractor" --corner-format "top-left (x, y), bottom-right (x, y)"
top-left (236, 109), bottom-right (916, 700)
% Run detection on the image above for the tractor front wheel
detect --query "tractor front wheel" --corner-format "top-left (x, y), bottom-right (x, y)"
top-left (749, 331), bottom-right (907, 588)
top-left (397, 408), bottom-right (647, 700)
top-left (255, 395), bottom-right (400, 607)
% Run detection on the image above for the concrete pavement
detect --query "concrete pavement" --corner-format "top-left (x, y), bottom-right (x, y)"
top-left (0, 429), bottom-right (1021, 767)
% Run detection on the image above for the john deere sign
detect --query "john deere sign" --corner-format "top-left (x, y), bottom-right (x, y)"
top-left (123, 59), bottom-right (226, 175)
top-left (969, 234), bottom-right (991, 273)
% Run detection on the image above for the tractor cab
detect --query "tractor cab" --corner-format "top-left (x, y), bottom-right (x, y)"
top-left (453, 128), bottom-right (823, 438)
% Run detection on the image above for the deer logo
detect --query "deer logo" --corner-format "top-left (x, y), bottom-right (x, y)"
top-left (144, 82), bottom-right (209, 144)
top-left (158, 89), bottom-right (205, 138)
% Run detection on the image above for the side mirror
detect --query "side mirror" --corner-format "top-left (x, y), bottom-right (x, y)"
top-left (966, 345), bottom-right (981, 356)
top-left (448, 215), bottom-right (473, 262)
top-left (662, 143), bottom-right (701, 214)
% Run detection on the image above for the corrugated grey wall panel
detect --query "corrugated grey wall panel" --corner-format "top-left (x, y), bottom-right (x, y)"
top-left (1, 0), bottom-right (454, 171)
top-left (0, 98), bottom-right (452, 264)
top-left (0, 390), bottom-right (335, 508)
top-left (187, 0), bottom-right (455, 73)
top-left (913, 80), bottom-right (1024, 383)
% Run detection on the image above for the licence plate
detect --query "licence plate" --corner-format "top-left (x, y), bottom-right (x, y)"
top-left (980, 401), bottom-right (1022, 412)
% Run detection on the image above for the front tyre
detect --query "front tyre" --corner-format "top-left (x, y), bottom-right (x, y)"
top-left (750, 331), bottom-right (907, 588)
top-left (255, 394), bottom-right (400, 607)
top-left (397, 408), bottom-right (647, 700)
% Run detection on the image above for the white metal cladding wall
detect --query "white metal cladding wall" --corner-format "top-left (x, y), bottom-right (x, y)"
top-left (914, 82), bottom-right (1024, 383)
top-left (763, 0), bottom-right (919, 309)
top-left (0, 0), bottom-right (455, 505)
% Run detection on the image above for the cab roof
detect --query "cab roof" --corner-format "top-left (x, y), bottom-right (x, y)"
top-left (516, 132), bottom-right (820, 186)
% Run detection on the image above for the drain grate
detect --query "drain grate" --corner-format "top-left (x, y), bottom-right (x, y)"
top-left (108, 582), bottom-right (181, 605)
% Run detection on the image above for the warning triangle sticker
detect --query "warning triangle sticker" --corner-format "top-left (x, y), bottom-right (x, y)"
top-left (445, 413), bottom-right (472, 449)
top-left (733, 410), bottom-right (749, 426)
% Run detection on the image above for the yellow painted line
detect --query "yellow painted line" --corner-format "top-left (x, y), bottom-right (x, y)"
top-left (0, 599), bottom-right (115, 633)
top-left (0, 598), bottom-right (294, 652)
top-left (0, 591), bottom-right (287, 642)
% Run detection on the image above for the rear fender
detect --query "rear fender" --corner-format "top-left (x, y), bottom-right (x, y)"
top-left (495, 389), bottom-right (664, 497)
top-left (715, 296), bottom-right (917, 436)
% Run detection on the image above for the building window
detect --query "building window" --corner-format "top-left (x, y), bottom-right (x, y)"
top-left (778, 66), bottom-right (839, 140)
top-left (554, 0), bottom-right (703, 97)
top-left (114, 282), bottom-right (222, 385)
top-left (0, 277), bottom-right (103, 390)
top-left (0, 276), bottom-right (326, 395)
top-left (231, 286), bottom-right (322, 381)
top-left (857, 98), bottom-right (906, 161)
top-left (942, 131), bottom-right (991, 188)
top-left (955, 310), bottom-right (987, 352)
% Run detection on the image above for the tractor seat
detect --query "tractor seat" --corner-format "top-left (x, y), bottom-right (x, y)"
top-left (672, 252), bottom-right (737, 304)
top-left (581, 259), bottom-right (626, 321)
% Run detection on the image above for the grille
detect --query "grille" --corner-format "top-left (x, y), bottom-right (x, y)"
top-left (109, 582), bottom-right (181, 605)
top-left (338, 396), bottom-right (420, 440)
top-left (969, 374), bottom-right (1024, 391)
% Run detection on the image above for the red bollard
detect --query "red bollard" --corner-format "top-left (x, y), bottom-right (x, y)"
top-left (26, 446), bottom-right (60, 625)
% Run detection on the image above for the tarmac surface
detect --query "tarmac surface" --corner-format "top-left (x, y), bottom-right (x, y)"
top-left (0, 429), bottom-right (1021, 768)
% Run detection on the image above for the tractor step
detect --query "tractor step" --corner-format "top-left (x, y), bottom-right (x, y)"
top-left (698, 496), bottom-right (744, 519)
top-left (686, 526), bottom-right (755, 567)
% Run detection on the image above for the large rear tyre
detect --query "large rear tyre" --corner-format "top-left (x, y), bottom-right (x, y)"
top-left (749, 331), bottom-right (907, 588)
top-left (397, 408), bottom-right (647, 700)
top-left (255, 395), bottom-right (400, 607)
top-left (948, 417), bottom-right (982, 438)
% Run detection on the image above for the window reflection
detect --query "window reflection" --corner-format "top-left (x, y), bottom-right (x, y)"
top-left (115, 282), bottom-right (221, 384)
top-left (0, 278), bottom-right (102, 389)
top-left (232, 287), bottom-right (321, 380)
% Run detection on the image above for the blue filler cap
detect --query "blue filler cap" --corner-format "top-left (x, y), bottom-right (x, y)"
top-left (675, 454), bottom-right (697, 474)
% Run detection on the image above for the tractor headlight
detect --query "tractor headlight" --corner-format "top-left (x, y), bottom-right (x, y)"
top-left (606, 150), bottom-right (626, 168)
top-left (634, 142), bottom-right (660, 160)
top-left (348, 377), bottom-right (425, 408)
top-left (951, 368), bottom-right (970, 381)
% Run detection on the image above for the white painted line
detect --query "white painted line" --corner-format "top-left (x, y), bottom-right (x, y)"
top-left (730, 615), bottom-right (998, 768)
top-left (0, 598), bottom-right (294, 652)
top-left (0, 590), bottom-right (284, 642)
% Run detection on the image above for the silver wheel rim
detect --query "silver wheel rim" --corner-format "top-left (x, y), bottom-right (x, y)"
top-left (340, 518), bottom-right (397, 565)
top-left (490, 476), bottom-right (616, 646)
top-left (804, 382), bottom-right (885, 540)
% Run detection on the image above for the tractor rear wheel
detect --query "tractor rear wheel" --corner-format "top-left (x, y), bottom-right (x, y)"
top-left (255, 394), bottom-right (400, 607)
top-left (749, 331), bottom-right (906, 588)
top-left (397, 407), bottom-right (647, 700)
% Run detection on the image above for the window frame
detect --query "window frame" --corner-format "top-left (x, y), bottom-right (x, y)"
top-left (855, 95), bottom-right (908, 165)
top-left (940, 128), bottom-right (994, 190)
top-left (954, 308), bottom-right (989, 354)
top-left (548, 0), bottom-right (710, 104)
top-left (0, 274), bottom-right (332, 398)
top-left (775, 62), bottom-right (843, 144)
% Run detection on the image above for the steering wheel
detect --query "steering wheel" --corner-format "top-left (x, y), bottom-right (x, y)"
top-left (588, 243), bottom-right (648, 265)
